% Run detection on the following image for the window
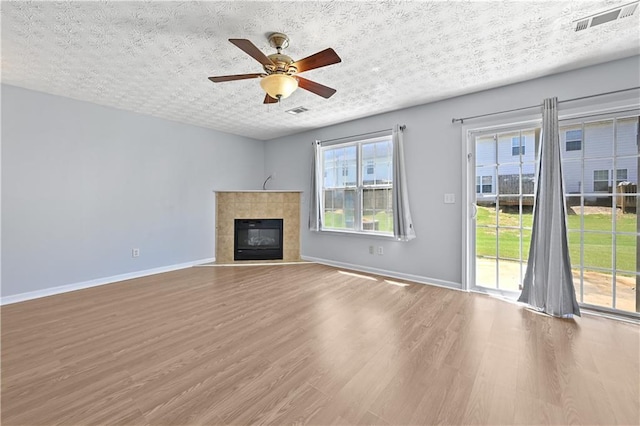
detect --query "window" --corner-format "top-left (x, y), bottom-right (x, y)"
top-left (566, 129), bottom-right (582, 151)
top-left (511, 137), bottom-right (525, 156)
top-left (476, 176), bottom-right (493, 194)
top-left (616, 168), bottom-right (628, 184)
top-left (366, 160), bottom-right (374, 175)
top-left (321, 136), bottom-right (393, 234)
top-left (593, 170), bottom-right (609, 192)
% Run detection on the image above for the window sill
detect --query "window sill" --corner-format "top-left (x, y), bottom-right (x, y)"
top-left (318, 228), bottom-right (397, 240)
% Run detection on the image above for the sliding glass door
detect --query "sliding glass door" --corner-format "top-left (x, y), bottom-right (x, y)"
top-left (472, 126), bottom-right (540, 293)
top-left (560, 113), bottom-right (639, 313)
top-left (468, 111), bottom-right (639, 315)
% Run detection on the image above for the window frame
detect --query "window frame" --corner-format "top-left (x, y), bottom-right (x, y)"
top-left (320, 135), bottom-right (394, 237)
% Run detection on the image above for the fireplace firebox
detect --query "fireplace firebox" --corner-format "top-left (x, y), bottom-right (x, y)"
top-left (234, 219), bottom-right (283, 261)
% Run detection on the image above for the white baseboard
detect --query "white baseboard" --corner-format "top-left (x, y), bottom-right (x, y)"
top-left (1, 257), bottom-right (216, 306)
top-left (301, 256), bottom-right (462, 291)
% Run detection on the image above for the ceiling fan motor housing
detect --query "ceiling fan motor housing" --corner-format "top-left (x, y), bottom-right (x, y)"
top-left (264, 53), bottom-right (296, 75)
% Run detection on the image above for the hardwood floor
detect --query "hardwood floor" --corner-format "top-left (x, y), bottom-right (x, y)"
top-left (2, 263), bottom-right (638, 425)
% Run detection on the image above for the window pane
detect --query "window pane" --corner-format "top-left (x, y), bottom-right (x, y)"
top-left (477, 257), bottom-right (497, 289)
top-left (583, 268), bottom-right (613, 308)
top-left (323, 189), bottom-right (357, 231)
top-left (583, 232), bottom-right (612, 270)
top-left (476, 136), bottom-right (496, 166)
top-left (584, 159), bottom-right (613, 194)
top-left (498, 131), bottom-right (520, 164)
top-left (521, 199), bottom-right (534, 228)
top-left (323, 145), bottom-right (357, 188)
top-left (584, 120), bottom-right (614, 159)
top-left (583, 201), bottom-right (613, 233)
top-left (566, 196), bottom-right (582, 231)
top-left (616, 117), bottom-right (639, 157)
top-left (362, 140), bottom-right (392, 185)
top-left (615, 273), bottom-right (637, 312)
top-left (477, 227), bottom-right (497, 289)
top-left (477, 227), bottom-right (497, 259)
top-left (476, 165), bottom-right (496, 198)
top-left (561, 159), bottom-right (582, 194)
top-left (498, 228), bottom-right (520, 261)
top-left (568, 231), bottom-right (582, 272)
top-left (498, 259), bottom-right (521, 291)
top-left (497, 205), bottom-right (520, 228)
top-left (616, 233), bottom-right (637, 274)
top-left (362, 188), bottom-right (392, 233)
top-left (521, 169), bottom-right (536, 196)
top-left (477, 204), bottom-right (497, 227)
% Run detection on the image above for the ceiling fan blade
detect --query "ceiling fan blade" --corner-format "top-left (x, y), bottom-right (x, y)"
top-left (263, 94), bottom-right (278, 104)
top-left (229, 39), bottom-right (274, 67)
top-left (291, 48), bottom-right (341, 73)
top-left (296, 76), bottom-right (337, 99)
top-left (208, 73), bottom-right (262, 83)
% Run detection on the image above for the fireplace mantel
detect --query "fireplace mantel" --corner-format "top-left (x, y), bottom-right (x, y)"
top-left (215, 191), bottom-right (301, 263)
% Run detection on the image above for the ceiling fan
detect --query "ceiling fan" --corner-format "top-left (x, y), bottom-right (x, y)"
top-left (208, 33), bottom-right (341, 104)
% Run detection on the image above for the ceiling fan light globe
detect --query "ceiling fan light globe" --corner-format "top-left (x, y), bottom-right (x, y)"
top-left (260, 74), bottom-right (298, 99)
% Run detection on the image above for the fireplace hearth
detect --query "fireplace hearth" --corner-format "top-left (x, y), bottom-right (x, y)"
top-left (234, 219), bottom-right (283, 261)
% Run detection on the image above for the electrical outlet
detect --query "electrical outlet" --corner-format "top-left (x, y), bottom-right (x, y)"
top-left (132, 248), bottom-right (140, 258)
top-left (369, 245), bottom-right (375, 255)
top-left (377, 246), bottom-right (384, 255)
top-left (444, 193), bottom-right (456, 204)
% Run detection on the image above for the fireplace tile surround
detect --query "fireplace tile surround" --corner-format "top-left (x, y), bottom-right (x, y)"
top-left (215, 191), bottom-right (301, 263)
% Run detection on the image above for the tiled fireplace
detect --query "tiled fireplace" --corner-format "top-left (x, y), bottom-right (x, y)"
top-left (215, 191), bottom-right (301, 263)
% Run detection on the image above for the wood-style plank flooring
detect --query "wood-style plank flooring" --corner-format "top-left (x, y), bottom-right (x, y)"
top-left (2, 263), bottom-right (638, 425)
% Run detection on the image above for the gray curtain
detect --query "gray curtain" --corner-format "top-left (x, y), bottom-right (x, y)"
top-left (518, 97), bottom-right (580, 318)
top-left (392, 125), bottom-right (416, 241)
top-left (308, 141), bottom-right (322, 232)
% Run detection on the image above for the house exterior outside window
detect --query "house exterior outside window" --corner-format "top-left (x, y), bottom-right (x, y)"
top-left (476, 176), bottom-right (493, 194)
top-left (511, 136), bottom-right (525, 156)
top-left (593, 169), bottom-right (609, 192)
top-left (616, 168), bottom-right (628, 184)
top-left (565, 129), bottom-right (582, 151)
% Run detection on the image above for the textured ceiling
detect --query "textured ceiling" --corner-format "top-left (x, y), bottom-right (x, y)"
top-left (1, 1), bottom-right (639, 140)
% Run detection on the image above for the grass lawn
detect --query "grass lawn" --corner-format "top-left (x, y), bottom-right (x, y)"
top-left (324, 210), bottom-right (393, 232)
top-left (476, 206), bottom-right (638, 273)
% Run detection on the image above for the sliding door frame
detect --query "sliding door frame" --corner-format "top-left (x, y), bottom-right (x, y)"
top-left (461, 101), bottom-right (640, 318)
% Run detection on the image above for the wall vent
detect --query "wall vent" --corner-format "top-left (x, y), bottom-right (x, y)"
top-left (574, 1), bottom-right (638, 31)
top-left (285, 106), bottom-right (309, 115)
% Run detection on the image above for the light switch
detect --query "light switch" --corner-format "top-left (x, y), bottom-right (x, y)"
top-left (444, 193), bottom-right (455, 204)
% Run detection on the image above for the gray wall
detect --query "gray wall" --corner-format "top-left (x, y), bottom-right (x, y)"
top-left (263, 55), bottom-right (640, 287)
top-left (2, 84), bottom-right (265, 297)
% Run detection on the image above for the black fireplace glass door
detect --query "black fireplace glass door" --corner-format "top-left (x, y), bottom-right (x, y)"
top-left (234, 219), bottom-right (283, 260)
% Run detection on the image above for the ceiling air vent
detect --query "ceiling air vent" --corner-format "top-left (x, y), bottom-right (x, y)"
top-left (574, 1), bottom-right (638, 31)
top-left (285, 106), bottom-right (309, 115)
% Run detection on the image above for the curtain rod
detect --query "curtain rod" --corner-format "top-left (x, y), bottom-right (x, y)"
top-left (451, 87), bottom-right (640, 124)
top-left (315, 125), bottom-right (406, 145)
